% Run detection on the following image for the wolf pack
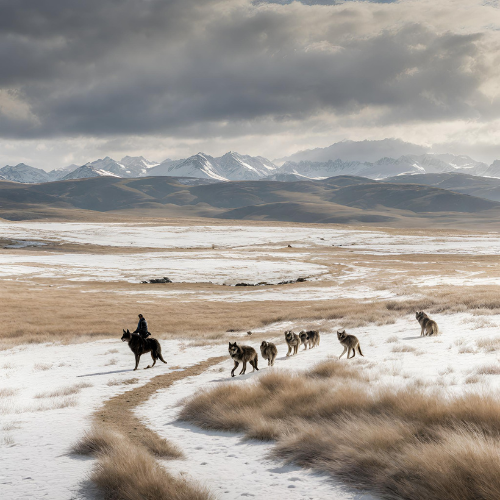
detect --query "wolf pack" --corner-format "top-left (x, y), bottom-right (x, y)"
top-left (121, 311), bottom-right (438, 375)
top-left (228, 311), bottom-right (438, 377)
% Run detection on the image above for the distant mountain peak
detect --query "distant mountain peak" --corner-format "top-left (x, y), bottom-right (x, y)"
top-left (61, 165), bottom-right (120, 181)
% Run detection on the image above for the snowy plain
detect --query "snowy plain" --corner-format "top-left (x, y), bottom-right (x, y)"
top-left (2, 221), bottom-right (500, 499)
top-left (2, 220), bottom-right (500, 254)
top-left (1, 312), bottom-right (499, 500)
top-left (136, 313), bottom-right (500, 500)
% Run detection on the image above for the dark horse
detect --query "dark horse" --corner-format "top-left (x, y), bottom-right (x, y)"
top-left (121, 329), bottom-right (167, 370)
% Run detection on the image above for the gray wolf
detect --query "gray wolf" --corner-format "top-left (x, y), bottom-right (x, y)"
top-left (121, 329), bottom-right (167, 370)
top-left (284, 330), bottom-right (300, 356)
top-left (416, 311), bottom-right (439, 336)
top-left (228, 342), bottom-right (259, 377)
top-left (305, 330), bottom-right (320, 349)
top-left (337, 329), bottom-right (363, 359)
top-left (260, 341), bottom-right (278, 366)
top-left (299, 331), bottom-right (309, 350)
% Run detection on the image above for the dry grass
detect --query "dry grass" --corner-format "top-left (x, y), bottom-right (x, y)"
top-left (71, 358), bottom-right (225, 500)
top-left (1, 435), bottom-right (15, 447)
top-left (458, 345), bottom-right (476, 354)
top-left (475, 364), bottom-right (500, 375)
top-left (35, 381), bottom-right (92, 398)
top-left (93, 435), bottom-right (214, 500)
top-left (475, 336), bottom-right (500, 353)
top-left (72, 425), bottom-right (124, 456)
top-left (34, 396), bottom-right (77, 411)
top-left (385, 335), bottom-right (399, 343)
top-left (181, 360), bottom-right (500, 500)
top-left (33, 363), bottom-right (52, 371)
top-left (0, 388), bottom-right (17, 398)
top-left (3, 253), bottom-right (500, 349)
top-left (73, 425), bottom-right (214, 500)
top-left (107, 377), bottom-right (139, 386)
top-left (391, 344), bottom-right (417, 353)
top-left (465, 374), bottom-right (482, 384)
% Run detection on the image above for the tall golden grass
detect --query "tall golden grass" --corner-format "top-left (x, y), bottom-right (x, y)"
top-left (73, 426), bottom-right (214, 500)
top-left (5, 277), bottom-right (500, 349)
top-left (180, 360), bottom-right (500, 500)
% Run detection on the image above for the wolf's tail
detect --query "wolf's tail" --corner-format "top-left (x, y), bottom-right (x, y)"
top-left (358, 344), bottom-right (364, 357)
top-left (155, 341), bottom-right (167, 364)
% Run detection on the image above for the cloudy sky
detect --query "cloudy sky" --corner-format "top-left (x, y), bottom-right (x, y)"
top-left (1, 0), bottom-right (500, 169)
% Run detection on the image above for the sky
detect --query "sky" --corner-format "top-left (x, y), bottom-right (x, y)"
top-left (0, 0), bottom-right (500, 170)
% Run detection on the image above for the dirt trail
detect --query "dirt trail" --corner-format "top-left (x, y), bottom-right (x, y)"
top-left (94, 355), bottom-right (227, 456)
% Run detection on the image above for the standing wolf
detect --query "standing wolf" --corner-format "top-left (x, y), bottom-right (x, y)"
top-left (260, 341), bottom-right (278, 366)
top-left (416, 311), bottom-right (439, 336)
top-left (121, 329), bottom-right (167, 370)
top-left (284, 330), bottom-right (300, 356)
top-left (299, 330), bottom-right (320, 350)
top-left (306, 330), bottom-right (320, 349)
top-left (299, 331), bottom-right (309, 350)
top-left (228, 342), bottom-right (259, 377)
top-left (337, 329), bottom-right (363, 359)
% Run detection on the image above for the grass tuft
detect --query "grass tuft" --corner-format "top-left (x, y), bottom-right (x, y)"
top-left (181, 359), bottom-right (500, 500)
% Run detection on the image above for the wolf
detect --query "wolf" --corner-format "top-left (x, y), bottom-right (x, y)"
top-left (337, 329), bottom-right (363, 359)
top-left (284, 330), bottom-right (300, 356)
top-left (416, 311), bottom-right (439, 336)
top-left (228, 342), bottom-right (259, 377)
top-left (299, 331), bottom-right (309, 350)
top-left (260, 341), bottom-right (278, 366)
top-left (121, 329), bottom-right (167, 370)
top-left (306, 330), bottom-right (320, 349)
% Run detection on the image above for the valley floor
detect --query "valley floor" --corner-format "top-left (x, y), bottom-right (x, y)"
top-left (1, 220), bottom-right (500, 499)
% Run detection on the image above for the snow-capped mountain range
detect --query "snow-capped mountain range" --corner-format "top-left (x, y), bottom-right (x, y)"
top-left (1, 149), bottom-right (500, 184)
top-left (148, 152), bottom-right (276, 181)
top-left (277, 154), bottom-right (492, 180)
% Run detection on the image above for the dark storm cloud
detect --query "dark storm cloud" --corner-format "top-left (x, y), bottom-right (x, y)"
top-left (0, 0), bottom-right (496, 139)
top-left (259, 1), bottom-right (396, 4)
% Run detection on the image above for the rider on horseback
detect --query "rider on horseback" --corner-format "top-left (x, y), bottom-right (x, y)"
top-left (133, 314), bottom-right (151, 339)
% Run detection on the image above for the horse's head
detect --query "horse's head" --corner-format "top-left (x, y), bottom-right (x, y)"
top-left (121, 329), bottom-right (131, 342)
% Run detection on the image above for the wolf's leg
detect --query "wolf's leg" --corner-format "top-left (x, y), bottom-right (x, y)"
top-left (147, 351), bottom-right (157, 368)
top-left (231, 361), bottom-right (239, 377)
top-left (420, 326), bottom-right (425, 336)
top-left (287, 345), bottom-right (292, 356)
top-left (240, 360), bottom-right (247, 375)
top-left (339, 346), bottom-right (347, 359)
top-left (134, 354), bottom-right (140, 371)
top-left (270, 355), bottom-right (275, 366)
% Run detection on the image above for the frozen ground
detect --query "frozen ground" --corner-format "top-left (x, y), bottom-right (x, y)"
top-left (137, 312), bottom-right (499, 500)
top-left (0, 251), bottom-right (326, 284)
top-left (2, 221), bottom-right (500, 499)
top-left (1, 221), bottom-right (500, 254)
top-left (1, 313), bottom-right (499, 499)
top-left (0, 338), bottom-right (223, 500)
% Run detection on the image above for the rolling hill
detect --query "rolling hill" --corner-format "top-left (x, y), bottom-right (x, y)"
top-left (384, 173), bottom-right (500, 203)
top-left (1, 175), bottom-right (500, 228)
